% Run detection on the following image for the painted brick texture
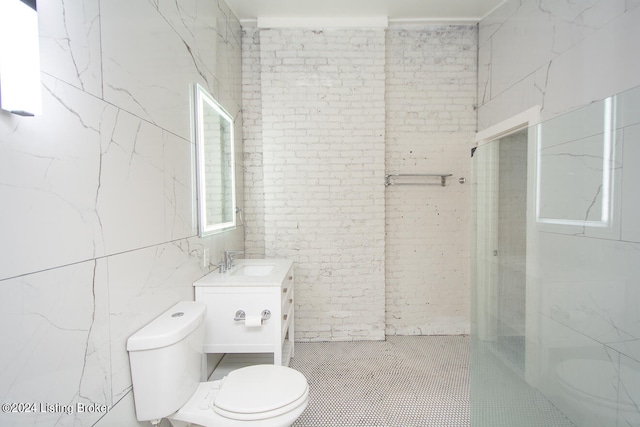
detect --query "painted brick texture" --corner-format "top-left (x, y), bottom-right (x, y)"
top-left (242, 27), bottom-right (266, 259)
top-left (242, 24), bottom-right (477, 340)
top-left (259, 28), bottom-right (387, 341)
top-left (384, 25), bottom-right (476, 335)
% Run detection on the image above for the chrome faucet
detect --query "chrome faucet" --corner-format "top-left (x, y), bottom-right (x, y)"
top-left (216, 260), bottom-right (226, 273)
top-left (224, 250), bottom-right (244, 271)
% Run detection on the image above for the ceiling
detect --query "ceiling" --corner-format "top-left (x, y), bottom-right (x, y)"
top-left (226, 0), bottom-right (505, 23)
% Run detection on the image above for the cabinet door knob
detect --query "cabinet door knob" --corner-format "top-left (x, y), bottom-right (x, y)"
top-left (288, 276), bottom-right (293, 281)
top-left (283, 288), bottom-right (288, 293)
top-left (289, 298), bottom-right (293, 303)
top-left (283, 314), bottom-right (288, 320)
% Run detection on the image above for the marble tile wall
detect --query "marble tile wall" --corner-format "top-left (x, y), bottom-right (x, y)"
top-left (478, 1), bottom-right (640, 425)
top-left (478, 0), bottom-right (640, 129)
top-left (0, 0), bottom-right (242, 425)
top-left (534, 87), bottom-right (640, 426)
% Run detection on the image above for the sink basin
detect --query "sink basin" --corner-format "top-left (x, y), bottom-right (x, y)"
top-left (193, 259), bottom-right (292, 287)
top-left (231, 265), bottom-right (275, 277)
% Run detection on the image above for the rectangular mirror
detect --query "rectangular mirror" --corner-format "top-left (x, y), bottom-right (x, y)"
top-left (194, 84), bottom-right (236, 236)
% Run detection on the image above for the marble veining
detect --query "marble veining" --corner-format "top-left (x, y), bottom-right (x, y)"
top-left (0, 0), bottom-right (242, 425)
top-left (477, 3), bottom-right (640, 424)
top-left (478, 0), bottom-right (640, 129)
top-left (0, 261), bottom-right (111, 427)
top-left (39, 0), bottom-right (103, 98)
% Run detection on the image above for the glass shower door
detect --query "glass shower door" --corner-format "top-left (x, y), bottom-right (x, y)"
top-left (470, 128), bottom-right (575, 427)
top-left (471, 84), bottom-right (640, 427)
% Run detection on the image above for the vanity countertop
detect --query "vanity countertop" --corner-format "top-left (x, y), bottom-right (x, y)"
top-left (193, 259), bottom-right (293, 287)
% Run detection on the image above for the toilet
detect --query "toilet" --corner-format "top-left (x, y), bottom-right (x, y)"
top-left (127, 301), bottom-right (309, 427)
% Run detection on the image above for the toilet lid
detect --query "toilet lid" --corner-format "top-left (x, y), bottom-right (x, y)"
top-left (214, 365), bottom-right (308, 419)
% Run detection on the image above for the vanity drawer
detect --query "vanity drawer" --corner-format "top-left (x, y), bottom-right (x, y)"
top-left (199, 289), bottom-right (279, 353)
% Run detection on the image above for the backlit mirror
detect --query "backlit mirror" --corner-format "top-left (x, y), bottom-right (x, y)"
top-left (194, 84), bottom-right (236, 236)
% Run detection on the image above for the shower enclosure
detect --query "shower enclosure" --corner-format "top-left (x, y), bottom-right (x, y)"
top-left (471, 85), bottom-right (640, 426)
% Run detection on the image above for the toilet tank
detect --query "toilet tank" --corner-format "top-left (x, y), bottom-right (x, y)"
top-left (127, 301), bottom-right (206, 422)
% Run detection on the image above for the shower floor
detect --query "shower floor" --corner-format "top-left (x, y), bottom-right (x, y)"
top-left (289, 335), bottom-right (470, 427)
top-left (471, 342), bottom-right (576, 427)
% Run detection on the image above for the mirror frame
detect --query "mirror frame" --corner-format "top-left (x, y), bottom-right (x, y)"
top-left (193, 84), bottom-right (236, 236)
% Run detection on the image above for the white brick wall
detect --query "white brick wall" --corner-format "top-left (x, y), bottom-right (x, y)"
top-left (242, 24), bottom-right (477, 340)
top-left (258, 27), bottom-right (386, 341)
top-left (242, 27), bottom-right (266, 259)
top-left (384, 24), bottom-right (476, 335)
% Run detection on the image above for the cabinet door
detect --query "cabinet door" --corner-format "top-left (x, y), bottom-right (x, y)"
top-left (200, 289), bottom-right (279, 353)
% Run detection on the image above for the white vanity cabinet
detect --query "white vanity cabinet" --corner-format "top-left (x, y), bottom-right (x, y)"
top-left (193, 259), bottom-right (294, 366)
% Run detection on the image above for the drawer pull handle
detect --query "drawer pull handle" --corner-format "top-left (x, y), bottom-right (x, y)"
top-left (282, 288), bottom-right (288, 294)
top-left (288, 276), bottom-right (293, 280)
top-left (283, 314), bottom-right (288, 320)
top-left (234, 309), bottom-right (271, 323)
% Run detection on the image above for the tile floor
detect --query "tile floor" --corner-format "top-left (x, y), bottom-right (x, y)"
top-left (471, 341), bottom-right (576, 427)
top-left (289, 335), bottom-right (470, 427)
top-left (289, 335), bottom-right (575, 427)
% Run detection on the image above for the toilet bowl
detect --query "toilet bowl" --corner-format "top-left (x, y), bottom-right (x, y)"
top-left (127, 301), bottom-right (309, 427)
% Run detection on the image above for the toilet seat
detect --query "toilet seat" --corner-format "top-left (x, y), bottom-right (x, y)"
top-left (214, 365), bottom-right (309, 421)
top-left (168, 365), bottom-right (309, 426)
